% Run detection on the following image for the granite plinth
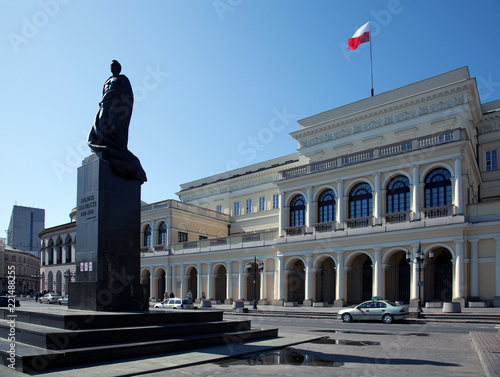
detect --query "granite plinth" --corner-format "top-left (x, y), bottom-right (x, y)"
top-left (69, 154), bottom-right (147, 311)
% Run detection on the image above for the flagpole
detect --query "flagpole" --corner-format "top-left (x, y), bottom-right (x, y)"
top-left (369, 20), bottom-right (374, 97)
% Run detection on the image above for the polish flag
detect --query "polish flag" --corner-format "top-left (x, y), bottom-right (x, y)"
top-left (348, 21), bottom-right (370, 50)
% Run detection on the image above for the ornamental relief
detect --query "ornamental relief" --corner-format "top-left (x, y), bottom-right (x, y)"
top-left (478, 121), bottom-right (500, 135)
top-left (299, 95), bottom-right (466, 148)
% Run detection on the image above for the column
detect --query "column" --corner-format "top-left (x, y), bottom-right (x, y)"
top-left (196, 264), bottom-right (202, 300)
top-left (335, 251), bottom-right (345, 306)
top-left (304, 254), bottom-right (313, 305)
top-left (412, 165), bottom-right (420, 220)
top-left (337, 180), bottom-right (344, 229)
top-left (166, 265), bottom-right (171, 294)
top-left (180, 264), bottom-right (185, 298)
top-left (260, 258), bottom-right (267, 300)
top-left (306, 186), bottom-right (313, 233)
top-left (410, 245), bottom-right (419, 301)
top-left (166, 220), bottom-right (172, 252)
top-left (207, 262), bottom-right (213, 300)
top-left (276, 255), bottom-right (285, 302)
top-left (373, 173), bottom-right (381, 225)
top-left (149, 275), bottom-right (154, 299)
top-left (171, 264), bottom-right (176, 297)
top-left (238, 260), bottom-right (245, 300)
top-left (453, 155), bottom-right (463, 215)
top-left (454, 240), bottom-right (465, 304)
top-left (278, 191), bottom-right (285, 237)
top-left (469, 239), bottom-right (479, 299)
top-left (373, 247), bottom-right (382, 297)
top-left (226, 261), bottom-right (232, 302)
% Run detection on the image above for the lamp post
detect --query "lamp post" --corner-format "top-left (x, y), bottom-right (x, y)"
top-left (63, 271), bottom-right (75, 295)
top-left (31, 273), bottom-right (41, 293)
top-left (406, 243), bottom-right (433, 315)
top-left (246, 257), bottom-right (264, 309)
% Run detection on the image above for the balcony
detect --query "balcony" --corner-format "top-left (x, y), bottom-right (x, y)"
top-left (312, 221), bottom-right (338, 233)
top-left (281, 129), bottom-right (464, 180)
top-left (383, 211), bottom-right (413, 224)
top-left (345, 216), bottom-right (375, 229)
top-left (422, 205), bottom-right (455, 219)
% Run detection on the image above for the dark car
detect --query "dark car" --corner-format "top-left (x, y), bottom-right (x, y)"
top-left (0, 296), bottom-right (20, 308)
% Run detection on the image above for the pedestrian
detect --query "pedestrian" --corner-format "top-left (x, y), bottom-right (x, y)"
top-left (170, 290), bottom-right (175, 298)
top-left (187, 291), bottom-right (193, 301)
top-left (202, 291), bottom-right (206, 300)
top-left (34, 292), bottom-right (39, 302)
top-left (164, 291), bottom-right (168, 300)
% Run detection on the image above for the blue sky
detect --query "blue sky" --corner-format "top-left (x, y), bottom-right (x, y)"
top-left (1, 0), bottom-right (500, 236)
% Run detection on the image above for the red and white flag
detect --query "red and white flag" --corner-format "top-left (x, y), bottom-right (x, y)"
top-left (348, 21), bottom-right (370, 50)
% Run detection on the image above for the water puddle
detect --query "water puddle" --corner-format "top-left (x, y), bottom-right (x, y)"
top-left (312, 329), bottom-right (429, 337)
top-left (215, 347), bottom-right (344, 368)
top-left (313, 337), bottom-right (380, 346)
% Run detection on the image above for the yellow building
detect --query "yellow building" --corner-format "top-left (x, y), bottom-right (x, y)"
top-left (141, 67), bottom-right (500, 308)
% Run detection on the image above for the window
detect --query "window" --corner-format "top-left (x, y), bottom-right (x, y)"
top-left (349, 183), bottom-right (373, 218)
top-left (158, 222), bottom-right (167, 245)
top-left (246, 199), bottom-right (252, 214)
top-left (486, 150), bottom-right (498, 171)
top-left (318, 189), bottom-right (336, 223)
top-left (290, 195), bottom-right (306, 227)
top-left (216, 205), bottom-right (222, 213)
top-left (386, 176), bottom-right (410, 213)
top-left (259, 196), bottom-right (265, 211)
top-left (234, 202), bottom-right (240, 216)
top-left (143, 225), bottom-right (152, 247)
top-left (425, 168), bottom-right (452, 208)
top-left (178, 231), bottom-right (188, 243)
top-left (199, 235), bottom-right (207, 240)
top-left (272, 194), bottom-right (279, 209)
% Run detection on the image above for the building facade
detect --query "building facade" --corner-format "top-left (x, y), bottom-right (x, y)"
top-left (141, 67), bottom-right (500, 307)
top-left (0, 238), bottom-right (41, 294)
top-left (7, 205), bottom-right (45, 258)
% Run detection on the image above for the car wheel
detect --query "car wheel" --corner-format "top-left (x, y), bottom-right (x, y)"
top-left (341, 313), bottom-right (353, 323)
top-left (382, 314), bottom-right (394, 324)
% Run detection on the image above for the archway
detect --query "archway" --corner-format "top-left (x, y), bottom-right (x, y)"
top-left (385, 250), bottom-right (410, 303)
top-left (47, 271), bottom-right (53, 292)
top-left (141, 269), bottom-right (151, 299)
top-left (155, 268), bottom-right (166, 300)
top-left (424, 248), bottom-right (453, 303)
top-left (215, 265), bottom-right (227, 302)
top-left (187, 267), bottom-right (198, 299)
top-left (315, 257), bottom-right (336, 303)
top-left (287, 260), bottom-right (305, 304)
top-left (246, 261), bottom-right (261, 302)
top-left (347, 254), bottom-right (372, 305)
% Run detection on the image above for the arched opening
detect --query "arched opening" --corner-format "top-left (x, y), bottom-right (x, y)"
top-left (290, 195), bottom-right (306, 227)
top-left (47, 271), bottom-right (54, 292)
top-left (155, 268), bottom-right (166, 300)
top-left (424, 248), bottom-right (453, 303)
top-left (287, 260), bottom-right (305, 304)
top-left (347, 254), bottom-right (372, 304)
top-left (143, 225), bottom-right (152, 247)
top-left (56, 238), bottom-right (63, 264)
top-left (158, 222), bottom-right (167, 245)
top-left (246, 262), bottom-right (261, 302)
top-left (141, 269), bottom-right (151, 299)
top-left (188, 267), bottom-right (198, 299)
top-left (385, 251), bottom-right (410, 303)
top-left (318, 189), bottom-right (336, 223)
top-left (315, 257), bottom-right (336, 303)
top-left (55, 271), bottom-right (62, 295)
top-left (215, 265), bottom-right (227, 303)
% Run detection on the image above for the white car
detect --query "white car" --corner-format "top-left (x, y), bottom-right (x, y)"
top-left (337, 297), bottom-right (409, 324)
top-left (154, 298), bottom-right (194, 309)
top-left (40, 293), bottom-right (61, 304)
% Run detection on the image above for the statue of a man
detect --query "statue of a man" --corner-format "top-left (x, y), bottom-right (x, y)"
top-left (88, 60), bottom-right (147, 183)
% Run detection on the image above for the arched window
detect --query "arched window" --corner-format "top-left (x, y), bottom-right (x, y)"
top-left (289, 195), bottom-right (305, 227)
top-left (158, 222), bottom-right (167, 245)
top-left (143, 225), bottom-right (152, 247)
top-left (318, 189), bottom-right (336, 223)
top-left (386, 176), bottom-right (410, 213)
top-left (425, 168), bottom-right (451, 208)
top-left (349, 183), bottom-right (372, 218)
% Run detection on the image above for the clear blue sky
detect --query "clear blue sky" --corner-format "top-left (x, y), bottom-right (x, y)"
top-left (1, 0), bottom-right (500, 236)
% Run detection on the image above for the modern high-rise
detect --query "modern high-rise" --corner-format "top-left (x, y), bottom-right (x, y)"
top-left (7, 205), bottom-right (45, 257)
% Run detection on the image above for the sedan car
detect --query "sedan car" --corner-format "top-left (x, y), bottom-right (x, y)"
top-left (337, 297), bottom-right (409, 324)
top-left (154, 298), bottom-right (194, 309)
top-left (40, 293), bottom-right (61, 304)
top-left (58, 295), bottom-right (68, 305)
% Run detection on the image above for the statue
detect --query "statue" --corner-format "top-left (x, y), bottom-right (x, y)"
top-left (88, 60), bottom-right (147, 183)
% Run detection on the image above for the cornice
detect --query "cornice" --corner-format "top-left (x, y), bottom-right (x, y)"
top-left (293, 85), bottom-right (471, 149)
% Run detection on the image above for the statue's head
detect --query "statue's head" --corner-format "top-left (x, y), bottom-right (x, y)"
top-left (110, 60), bottom-right (122, 76)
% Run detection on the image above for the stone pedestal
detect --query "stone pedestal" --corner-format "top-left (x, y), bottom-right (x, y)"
top-left (68, 154), bottom-right (148, 311)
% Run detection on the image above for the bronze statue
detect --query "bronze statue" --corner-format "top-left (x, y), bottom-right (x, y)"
top-left (88, 60), bottom-right (147, 183)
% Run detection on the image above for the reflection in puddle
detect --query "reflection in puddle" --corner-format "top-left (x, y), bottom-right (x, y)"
top-left (313, 337), bottom-right (380, 346)
top-left (312, 329), bottom-right (430, 337)
top-left (215, 347), bottom-right (344, 368)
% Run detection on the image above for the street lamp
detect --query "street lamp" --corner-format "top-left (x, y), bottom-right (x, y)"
top-left (31, 273), bottom-right (41, 293)
top-left (246, 257), bottom-right (264, 309)
top-left (406, 242), bottom-right (434, 315)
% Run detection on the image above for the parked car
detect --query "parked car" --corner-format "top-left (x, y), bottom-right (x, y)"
top-left (0, 296), bottom-right (20, 307)
top-left (40, 293), bottom-right (61, 304)
top-left (154, 298), bottom-right (194, 309)
top-left (337, 297), bottom-right (409, 324)
top-left (58, 295), bottom-right (68, 305)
